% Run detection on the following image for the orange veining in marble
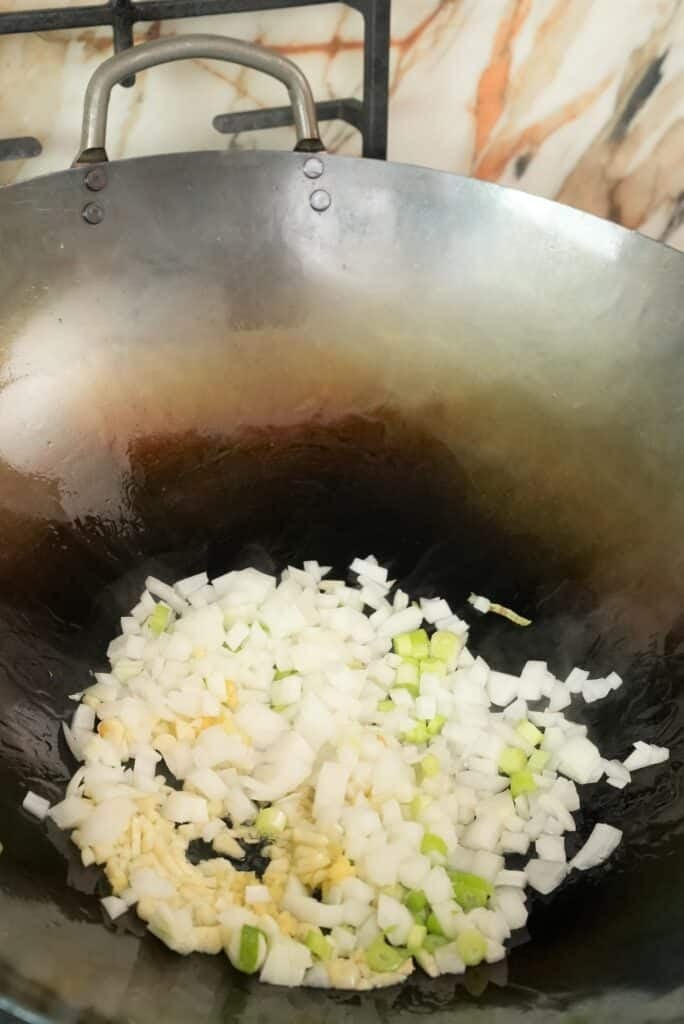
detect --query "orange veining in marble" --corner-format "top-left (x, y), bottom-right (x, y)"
top-left (473, 0), bottom-right (531, 159)
top-left (475, 73), bottom-right (613, 182)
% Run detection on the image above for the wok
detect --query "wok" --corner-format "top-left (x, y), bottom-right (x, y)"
top-left (0, 33), bottom-right (683, 1024)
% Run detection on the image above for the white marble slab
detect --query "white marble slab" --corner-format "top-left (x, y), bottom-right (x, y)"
top-left (0, 0), bottom-right (683, 248)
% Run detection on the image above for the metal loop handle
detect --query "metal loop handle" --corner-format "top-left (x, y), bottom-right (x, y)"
top-left (75, 33), bottom-right (323, 164)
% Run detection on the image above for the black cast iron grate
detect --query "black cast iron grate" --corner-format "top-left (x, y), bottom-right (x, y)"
top-left (0, 0), bottom-right (390, 164)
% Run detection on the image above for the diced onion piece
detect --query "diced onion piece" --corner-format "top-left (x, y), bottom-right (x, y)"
top-left (350, 557), bottom-right (387, 585)
top-left (378, 608), bottom-right (424, 638)
top-left (22, 791), bottom-right (50, 820)
top-left (623, 741), bottom-right (669, 772)
top-left (535, 835), bottom-right (566, 863)
top-left (72, 703), bottom-right (95, 732)
top-left (49, 797), bottom-right (92, 830)
top-left (565, 667), bottom-right (589, 693)
top-left (488, 672), bottom-right (519, 708)
top-left (101, 896), bottom-right (128, 920)
top-left (556, 736), bottom-right (603, 784)
top-left (245, 885), bottom-right (271, 904)
top-left (260, 936), bottom-right (312, 987)
top-left (162, 792), bottom-right (209, 824)
top-left (525, 859), bottom-right (568, 894)
top-left (145, 576), bottom-right (188, 615)
top-left (80, 798), bottom-right (136, 848)
top-left (174, 572), bottom-right (209, 598)
top-left (570, 823), bottom-right (622, 871)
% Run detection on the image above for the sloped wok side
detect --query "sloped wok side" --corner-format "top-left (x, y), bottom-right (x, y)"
top-left (0, 151), bottom-right (682, 1023)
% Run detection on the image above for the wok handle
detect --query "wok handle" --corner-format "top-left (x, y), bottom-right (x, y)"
top-left (74, 33), bottom-right (324, 164)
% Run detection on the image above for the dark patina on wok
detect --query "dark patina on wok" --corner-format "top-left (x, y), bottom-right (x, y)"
top-left (0, 33), bottom-right (682, 1024)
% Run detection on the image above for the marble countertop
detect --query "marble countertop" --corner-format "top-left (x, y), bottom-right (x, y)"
top-left (0, 0), bottom-right (683, 249)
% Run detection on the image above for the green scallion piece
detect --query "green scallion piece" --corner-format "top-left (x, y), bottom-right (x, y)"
top-left (365, 935), bottom-right (409, 973)
top-left (456, 929), bottom-right (487, 967)
top-left (148, 603), bottom-right (171, 634)
top-left (430, 630), bottom-right (461, 667)
top-left (237, 925), bottom-right (265, 974)
top-left (510, 769), bottom-right (537, 799)
top-left (421, 832), bottom-right (447, 858)
top-left (498, 746), bottom-right (527, 776)
top-left (306, 929), bottom-right (333, 961)
top-left (449, 870), bottom-right (493, 911)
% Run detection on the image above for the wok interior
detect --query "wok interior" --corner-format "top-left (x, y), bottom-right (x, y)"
top-left (0, 153), bottom-right (682, 1022)
top-left (0, 408), bottom-right (682, 1023)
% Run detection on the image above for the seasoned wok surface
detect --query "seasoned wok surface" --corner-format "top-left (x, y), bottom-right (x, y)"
top-left (0, 151), bottom-right (683, 1021)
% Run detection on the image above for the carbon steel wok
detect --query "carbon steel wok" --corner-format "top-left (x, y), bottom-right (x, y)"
top-left (0, 33), bottom-right (683, 1024)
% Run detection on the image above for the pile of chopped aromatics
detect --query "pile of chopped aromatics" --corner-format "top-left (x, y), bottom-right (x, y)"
top-left (24, 558), bottom-right (669, 990)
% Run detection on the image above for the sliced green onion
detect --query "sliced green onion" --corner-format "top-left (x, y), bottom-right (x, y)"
top-left (377, 699), bottom-right (394, 712)
top-left (516, 719), bottom-right (544, 746)
top-left (449, 870), bottom-right (493, 911)
top-left (404, 889), bottom-right (428, 916)
top-left (510, 769), bottom-right (537, 799)
top-left (393, 633), bottom-right (415, 658)
top-left (148, 603), bottom-right (171, 634)
top-left (365, 935), bottom-right (409, 973)
top-left (498, 746), bottom-right (527, 776)
top-left (396, 659), bottom-right (420, 688)
top-left (423, 934), bottom-right (448, 954)
top-left (274, 668), bottom-right (296, 680)
top-left (306, 929), bottom-right (333, 961)
top-left (393, 629), bottom-right (429, 660)
top-left (527, 749), bottom-right (550, 773)
top-left (426, 912), bottom-right (445, 936)
top-left (456, 929), bottom-right (487, 967)
top-left (406, 923), bottom-right (427, 952)
top-left (430, 630), bottom-right (461, 667)
top-left (420, 754), bottom-right (440, 779)
top-left (421, 832), bottom-right (447, 858)
top-left (403, 723), bottom-right (430, 745)
top-left (411, 629), bottom-right (430, 659)
top-left (427, 714), bottom-right (446, 736)
top-left (237, 924), bottom-right (266, 974)
top-left (419, 657), bottom-right (447, 678)
top-left (409, 794), bottom-right (432, 819)
top-left (255, 806), bottom-right (287, 837)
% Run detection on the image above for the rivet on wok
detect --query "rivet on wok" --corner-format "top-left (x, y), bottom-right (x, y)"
top-left (82, 201), bottom-right (105, 225)
top-left (84, 166), bottom-right (107, 191)
top-left (303, 156), bottom-right (324, 179)
top-left (309, 189), bottom-right (331, 213)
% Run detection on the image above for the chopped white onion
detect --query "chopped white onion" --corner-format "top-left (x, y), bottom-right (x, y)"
top-left (623, 741), bottom-right (669, 772)
top-left (101, 896), bottom-right (128, 920)
top-left (525, 859), bottom-right (568, 894)
top-left (22, 791), bottom-right (50, 820)
top-left (570, 823), bottom-right (622, 871)
top-left (38, 555), bottom-right (666, 993)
